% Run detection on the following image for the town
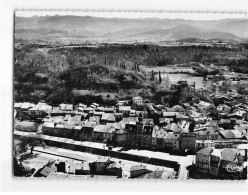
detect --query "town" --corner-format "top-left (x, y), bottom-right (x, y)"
top-left (13, 70), bottom-right (248, 180)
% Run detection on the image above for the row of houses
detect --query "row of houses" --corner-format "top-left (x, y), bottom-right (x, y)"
top-left (36, 157), bottom-right (172, 179)
top-left (195, 147), bottom-right (246, 178)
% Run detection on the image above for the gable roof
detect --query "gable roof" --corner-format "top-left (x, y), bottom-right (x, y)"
top-left (219, 130), bottom-right (235, 139)
top-left (196, 147), bottom-right (213, 156)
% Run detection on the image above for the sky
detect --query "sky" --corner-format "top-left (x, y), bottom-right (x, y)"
top-left (15, 11), bottom-right (248, 21)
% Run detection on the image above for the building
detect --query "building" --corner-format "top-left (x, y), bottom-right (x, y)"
top-left (119, 106), bottom-right (131, 117)
top-left (163, 132), bottom-right (180, 151)
top-left (196, 140), bottom-right (215, 150)
top-left (106, 162), bottom-right (123, 178)
top-left (180, 132), bottom-right (196, 152)
top-left (197, 88), bottom-right (211, 101)
top-left (15, 121), bottom-right (38, 132)
top-left (93, 124), bottom-right (107, 142)
top-left (27, 102), bottom-right (52, 119)
top-left (195, 147), bottom-right (213, 174)
top-left (170, 80), bottom-right (195, 101)
top-left (220, 148), bottom-right (238, 175)
top-left (209, 149), bottom-right (222, 177)
top-left (132, 96), bottom-right (144, 106)
top-left (115, 129), bottom-right (128, 145)
top-left (90, 157), bottom-right (111, 174)
top-left (122, 165), bottom-right (149, 178)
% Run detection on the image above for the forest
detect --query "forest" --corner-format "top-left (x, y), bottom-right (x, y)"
top-left (14, 43), bottom-right (248, 105)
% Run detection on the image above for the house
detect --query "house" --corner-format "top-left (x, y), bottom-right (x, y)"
top-left (42, 122), bottom-right (55, 135)
top-left (197, 88), bottom-right (211, 101)
top-left (132, 96), bottom-right (144, 106)
top-left (93, 125), bottom-right (107, 141)
top-left (106, 162), bottom-right (123, 178)
top-left (115, 129), bottom-right (128, 145)
top-left (14, 103), bottom-right (23, 117)
top-left (164, 123), bottom-right (182, 133)
top-left (195, 140), bottom-right (215, 150)
top-left (104, 123), bottom-right (117, 142)
top-left (195, 147), bottom-right (213, 173)
top-left (75, 163), bottom-right (90, 175)
top-left (15, 121), bottom-right (38, 132)
top-left (180, 132), bottom-right (196, 152)
top-left (217, 104), bottom-right (231, 114)
top-left (172, 105), bottom-right (185, 113)
top-left (74, 103), bottom-right (87, 112)
top-left (155, 128), bottom-right (166, 149)
top-left (78, 121), bottom-right (96, 141)
top-left (20, 102), bottom-right (35, 112)
top-left (114, 113), bottom-right (123, 122)
top-left (122, 165), bottom-right (149, 178)
top-left (209, 149), bottom-right (222, 177)
top-left (100, 113), bottom-right (115, 124)
top-left (163, 132), bottom-right (180, 151)
top-left (229, 129), bottom-right (243, 139)
top-left (219, 130), bottom-right (235, 139)
top-left (27, 102), bottom-right (52, 119)
top-left (136, 121), bottom-right (153, 148)
top-left (90, 157), bottom-right (111, 174)
top-left (163, 112), bottom-right (179, 122)
top-left (119, 106), bottom-right (131, 116)
top-left (40, 165), bottom-right (57, 177)
top-left (54, 124), bottom-right (65, 137)
top-left (55, 161), bottom-right (66, 173)
top-left (220, 148), bottom-right (239, 176)
top-left (135, 110), bottom-right (148, 118)
top-left (103, 107), bottom-right (115, 113)
top-left (179, 120), bottom-right (190, 132)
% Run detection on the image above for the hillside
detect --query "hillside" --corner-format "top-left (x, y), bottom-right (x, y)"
top-left (14, 15), bottom-right (248, 43)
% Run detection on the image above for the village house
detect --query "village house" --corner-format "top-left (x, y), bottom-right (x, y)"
top-left (39, 165), bottom-right (57, 177)
top-left (122, 165), bottom-right (149, 178)
top-left (119, 106), bottom-right (131, 117)
top-left (152, 127), bottom-right (166, 149)
top-left (132, 96), bottom-right (144, 106)
top-left (100, 113), bottom-right (115, 124)
top-left (163, 132), bottom-right (180, 152)
top-left (93, 124), bottom-right (107, 142)
top-left (195, 147), bottom-right (213, 174)
top-left (170, 80), bottom-right (195, 101)
top-left (89, 157), bottom-right (111, 174)
top-left (219, 148), bottom-right (239, 177)
top-left (209, 149), bottom-right (222, 177)
top-left (180, 132), bottom-right (197, 152)
top-left (15, 121), bottom-right (38, 132)
top-left (106, 161), bottom-right (123, 178)
top-left (27, 102), bottom-right (52, 119)
top-left (104, 123), bottom-right (118, 142)
top-left (195, 140), bottom-right (215, 150)
top-left (114, 112), bottom-right (123, 122)
top-left (42, 122), bottom-right (55, 135)
top-left (197, 88), bottom-right (211, 101)
top-left (115, 129), bottom-right (128, 145)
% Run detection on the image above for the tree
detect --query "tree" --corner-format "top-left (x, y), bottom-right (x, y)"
top-left (20, 135), bottom-right (46, 154)
top-left (159, 71), bottom-right (162, 83)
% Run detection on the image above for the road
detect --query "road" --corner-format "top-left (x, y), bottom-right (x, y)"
top-left (15, 130), bottom-right (194, 179)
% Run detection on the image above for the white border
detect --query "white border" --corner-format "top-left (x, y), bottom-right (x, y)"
top-left (1, 0), bottom-right (248, 192)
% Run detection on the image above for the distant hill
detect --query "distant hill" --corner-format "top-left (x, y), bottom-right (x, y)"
top-left (15, 15), bottom-right (248, 43)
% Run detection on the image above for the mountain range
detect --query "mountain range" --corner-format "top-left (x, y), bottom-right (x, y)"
top-left (15, 15), bottom-right (248, 42)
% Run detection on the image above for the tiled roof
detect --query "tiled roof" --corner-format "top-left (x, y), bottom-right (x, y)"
top-left (196, 147), bottom-right (213, 156)
top-left (221, 148), bottom-right (237, 162)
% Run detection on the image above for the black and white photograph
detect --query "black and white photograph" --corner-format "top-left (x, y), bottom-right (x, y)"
top-left (12, 9), bottom-right (248, 181)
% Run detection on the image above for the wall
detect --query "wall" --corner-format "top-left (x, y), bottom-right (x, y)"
top-left (14, 134), bottom-right (180, 172)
